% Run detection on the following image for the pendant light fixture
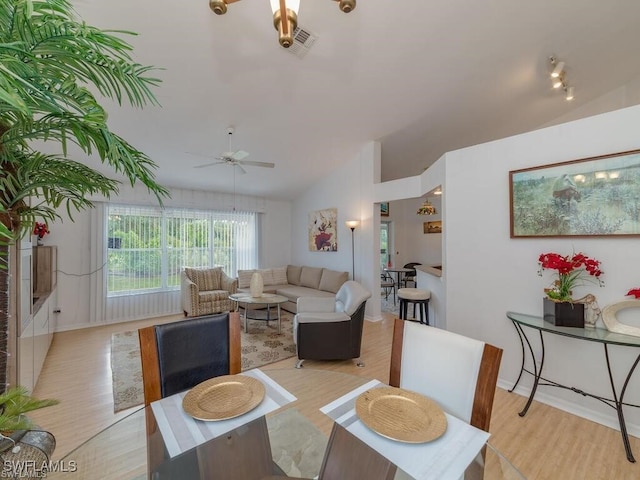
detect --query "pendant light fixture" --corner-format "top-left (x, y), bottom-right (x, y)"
top-left (417, 199), bottom-right (437, 216)
top-left (209, 0), bottom-right (356, 49)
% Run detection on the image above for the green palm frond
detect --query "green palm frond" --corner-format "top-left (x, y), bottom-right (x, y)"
top-left (0, 386), bottom-right (58, 432)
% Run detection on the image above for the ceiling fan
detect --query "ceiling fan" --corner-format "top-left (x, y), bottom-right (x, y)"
top-left (192, 127), bottom-right (275, 174)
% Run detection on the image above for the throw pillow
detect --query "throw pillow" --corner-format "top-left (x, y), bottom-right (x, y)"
top-left (287, 265), bottom-right (302, 285)
top-left (237, 270), bottom-right (257, 289)
top-left (319, 269), bottom-right (349, 293)
top-left (272, 266), bottom-right (288, 285)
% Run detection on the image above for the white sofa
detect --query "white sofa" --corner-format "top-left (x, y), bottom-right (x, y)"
top-left (236, 265), bottom-right (348, 313)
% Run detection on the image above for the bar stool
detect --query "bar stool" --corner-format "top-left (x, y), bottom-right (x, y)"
top-left (397, 288), bottom-right (430, 325)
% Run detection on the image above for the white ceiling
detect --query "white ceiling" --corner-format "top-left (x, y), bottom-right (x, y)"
top-left (71, 0), bottom-right (640, 200)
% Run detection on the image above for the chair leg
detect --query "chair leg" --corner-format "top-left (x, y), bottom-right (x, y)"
top-left (295, 359), bottom-right (305, 369)
top-left (355, 357), bottom-right (365, 368)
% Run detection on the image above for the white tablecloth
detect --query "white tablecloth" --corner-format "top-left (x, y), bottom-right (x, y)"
top-left (150, 369), bottom-right (296, 458)
top-left (320, 380), bottom-right (490, 480)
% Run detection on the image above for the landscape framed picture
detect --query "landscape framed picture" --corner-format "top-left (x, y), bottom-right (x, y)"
top-left (510, 149), bottom-right (640, 237)
top-left (380, 202), bottom-right (389, 217)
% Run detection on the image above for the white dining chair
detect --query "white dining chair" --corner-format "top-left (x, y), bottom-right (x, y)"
top-left (389, 318), bottom-right (503, 432)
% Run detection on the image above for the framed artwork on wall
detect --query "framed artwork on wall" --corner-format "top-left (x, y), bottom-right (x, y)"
top-left (308, 208), bottom-right (338, 251)
top-left (423, 221), bottom-right (442, 234)
top-left (380, 202), bottom-right (389, 217)
top-left (510, 149), bottom-right (640, 237)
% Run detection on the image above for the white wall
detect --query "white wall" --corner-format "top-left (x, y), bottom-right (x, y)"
top-left (444, 104), bottom-right (640, 435)
top-left (49, 185), bottom-right (292, 331)
top-left (386, 196), bottom-right (442, 269)
top-left (291, 142), bottom-right (382, 321)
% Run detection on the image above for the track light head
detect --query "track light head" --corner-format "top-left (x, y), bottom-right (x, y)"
top-left (551, 61), bottom-right (565, 78)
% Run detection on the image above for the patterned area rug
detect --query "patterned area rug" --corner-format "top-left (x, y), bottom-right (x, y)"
top-left (110, 312), bottom-right (296, 413)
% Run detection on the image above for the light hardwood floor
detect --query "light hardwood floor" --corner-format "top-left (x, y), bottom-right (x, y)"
top-left (29, 311), bottom-right (640, 479)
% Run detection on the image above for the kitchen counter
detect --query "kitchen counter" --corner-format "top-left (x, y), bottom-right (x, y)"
top-left (416, 264), bottom-right (442, 278)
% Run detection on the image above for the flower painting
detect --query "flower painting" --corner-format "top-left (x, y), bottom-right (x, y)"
top-left (309, 208), bottom-right (338, 252)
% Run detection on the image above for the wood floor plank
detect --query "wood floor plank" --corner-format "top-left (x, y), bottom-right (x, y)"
top-left (28, 310), bottom-right (640, 478)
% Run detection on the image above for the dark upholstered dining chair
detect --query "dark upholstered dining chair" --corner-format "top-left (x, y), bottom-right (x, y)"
top-left (389, 318), bottom-right (503, 433)
top-left (138, 312), bottom-right (241, 406)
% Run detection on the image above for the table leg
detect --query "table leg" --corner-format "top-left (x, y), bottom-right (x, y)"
top-left (277, 304), bottom-right (282, 334)
top-left (518, 330), bottom-right (545, 417)
top-left (604, 345), bottom-right (640, 463)
top-left (509, 321), bottom-right (527, 393)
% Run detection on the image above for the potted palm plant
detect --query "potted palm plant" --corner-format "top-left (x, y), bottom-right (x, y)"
top-left (0, 0), bottom-right (169, 391)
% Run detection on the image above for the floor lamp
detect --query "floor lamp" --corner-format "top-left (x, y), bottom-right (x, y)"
top-left (346, 220), bottom-right (359, 280)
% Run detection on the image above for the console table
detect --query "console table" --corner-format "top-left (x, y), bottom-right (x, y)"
top-left (507, 311), bottom-right (640, 462)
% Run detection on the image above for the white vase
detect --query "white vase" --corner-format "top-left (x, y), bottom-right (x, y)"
top-left (250, 272), bottom-right (264, 298)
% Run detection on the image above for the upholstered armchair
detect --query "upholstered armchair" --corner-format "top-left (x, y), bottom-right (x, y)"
top-left (293, 281), bottom-right (371, 368)
top-left (181, 267), bottom-right (238, 317)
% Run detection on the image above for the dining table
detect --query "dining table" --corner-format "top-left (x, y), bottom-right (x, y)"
top-left (383, 267), bottom-right (414, 300)
top-left (47, 369), bottom-right (525, 480)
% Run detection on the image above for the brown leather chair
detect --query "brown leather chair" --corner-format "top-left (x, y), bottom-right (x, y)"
top-left (138, 312), bottom-right (241, 406)
top-left (293, 281), bottom-right (371, 369)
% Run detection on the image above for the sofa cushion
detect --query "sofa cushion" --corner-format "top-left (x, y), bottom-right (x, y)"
top-left (185, 267), bottom-right (222, 291)
top-left (272, 266), bottom-right (288, 285)
top-left (299, 266), bottom-right (323, 289)
top-left (276, 285), bottom-right (335, 303)
top-left (319, 269), bottom-right (349, 293)
top-left (237, 270), bottom-right (256, 289)
top-left (287, 265), bottom-right (302, 285)
top-left (259, 269), bottom-right (275, 286)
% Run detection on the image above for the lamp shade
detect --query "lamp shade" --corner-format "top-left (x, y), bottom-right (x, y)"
top-left (417, 200), bottom-right (437, 215)
top-left (345, 220), bottom-right (359, 229)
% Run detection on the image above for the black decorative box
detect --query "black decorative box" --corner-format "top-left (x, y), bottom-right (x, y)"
top-left (543, 297), bottom-right (585, 328)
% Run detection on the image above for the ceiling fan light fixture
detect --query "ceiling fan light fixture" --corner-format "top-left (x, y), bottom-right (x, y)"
top-left (209, 0), bottom-right (228, 15)
top-left (271, 0), bottom-right (299, 48)
top-left (337, 0), bottom-right (356, 13)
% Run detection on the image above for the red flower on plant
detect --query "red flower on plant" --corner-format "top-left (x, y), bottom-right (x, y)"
top-left (627, 289), bottom-right (640, 299)
top-left (33, 222), bottom-right (50, 239)
top-left (538, 251), bottom-right (604, 302)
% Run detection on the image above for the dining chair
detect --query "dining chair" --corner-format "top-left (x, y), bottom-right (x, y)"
top-left (401, 262), bottom-right (421, 288)
top-left (380, 271), bottom-right (396, 305)
top-left (138, 311), bottom-right (242, 406)
top-left (389, 318), bottom-right (503, 432)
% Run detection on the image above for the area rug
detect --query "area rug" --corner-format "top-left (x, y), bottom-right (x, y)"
top-left (111, 312), bottom-right (296, 413)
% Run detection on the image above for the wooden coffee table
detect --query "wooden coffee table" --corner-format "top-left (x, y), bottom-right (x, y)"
top-left (229, 293), bottom-right (288, 333)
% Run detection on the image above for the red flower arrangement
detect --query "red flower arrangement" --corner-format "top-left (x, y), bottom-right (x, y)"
top-left (33, 222), bottom-right (50, 239)
top-left (538, 251), bottom-right (604, 302)
top-left (627, 288), bottom-right (640, 299)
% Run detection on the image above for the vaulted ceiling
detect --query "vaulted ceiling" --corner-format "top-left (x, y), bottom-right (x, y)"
top-left (72, 0), bottom-right (640, 200)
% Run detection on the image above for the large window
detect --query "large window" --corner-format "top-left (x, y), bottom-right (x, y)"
top-left (107, 205), bottom-right (258, 295)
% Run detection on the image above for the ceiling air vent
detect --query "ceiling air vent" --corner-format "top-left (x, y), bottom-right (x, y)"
top-left (286, 26), bottom-right (317, 59)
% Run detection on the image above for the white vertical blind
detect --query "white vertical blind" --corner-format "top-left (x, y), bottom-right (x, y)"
top-left (107, 205), bottom-right (258, 296)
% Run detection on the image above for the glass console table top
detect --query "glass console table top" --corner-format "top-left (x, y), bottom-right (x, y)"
top-left (506, 311), bottom-right (640, 347)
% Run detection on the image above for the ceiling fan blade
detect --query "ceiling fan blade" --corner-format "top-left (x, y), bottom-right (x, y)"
top-left (220, 151), bottom-right (235, 158)
top-left (235, 164), bottom-right (247, 175)
top-left (239, 160), bottom-right (275, 168)
top-left (193, 161), bottom-right (226, 169)
top-left (231, 150), bottom-right (250, 161)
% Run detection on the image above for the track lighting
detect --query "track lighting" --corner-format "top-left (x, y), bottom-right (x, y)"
top-left (565, 86), bottom-right (574, 101)
top-left (549, 56), bottom-right (575, 101)
top-left (551, 61), bottom-right (565, 78)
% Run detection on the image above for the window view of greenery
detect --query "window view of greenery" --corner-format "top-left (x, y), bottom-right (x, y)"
top-left (107, 206), bottom-right (257, 295)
